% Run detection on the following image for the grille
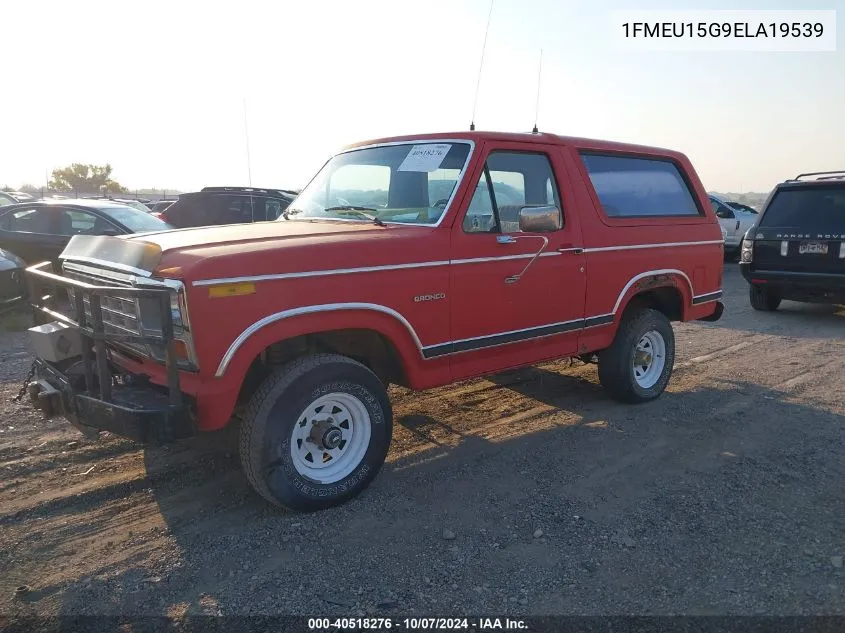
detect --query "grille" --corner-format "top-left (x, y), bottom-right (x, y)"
top-left (62, 265), bottom-right (150, 357)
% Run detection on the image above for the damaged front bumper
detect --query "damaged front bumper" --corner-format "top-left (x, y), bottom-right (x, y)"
top-left (23, 261), bottom-right (195, 445)
top-left (28, 358), bottom-right (195, 443)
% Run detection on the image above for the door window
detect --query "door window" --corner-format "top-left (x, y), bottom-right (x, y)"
top-left (710, 199), bottom-right (735, 219)
top-left (207, 195), bottom-right (253, 224)
top-left (2, 208), bottom-right (51, 233)
top-left (462, 152), bottom-right (562, 234)
top-left (0, 207), bottom-right (106, 235)
top-left (265, 198), bottom-right (286, 220)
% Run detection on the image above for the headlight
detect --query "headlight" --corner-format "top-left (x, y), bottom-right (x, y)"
top-left (137, 282), bottom-right (198, 370)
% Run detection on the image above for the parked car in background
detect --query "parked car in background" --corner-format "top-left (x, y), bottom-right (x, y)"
top-left (741, 170), bottom-right (845, 311)
top-left (4, 191), bottom-right (36, 202)
top-left (148, 199), bottom-right (176, 214)
top-left (154, 186), bottom-right (297, 228)
top-left (709, 194), bottom-right (756, 257)
top-left (727, 201), bottom-right (758, 214)
top-left (22, 130), bottom-right (724, 512)
top-left (82, 196), bottom-right (153, 214)
top-left (0, 247), bottom-right (27, 313)
top-left (0, 199), bottom-right (172, 265)
top-left (0, 191), bottom-right (19, 207)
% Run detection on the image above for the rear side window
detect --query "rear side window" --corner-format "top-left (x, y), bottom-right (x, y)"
top-left (580, 153), bottom-right (701, 218)
top-left (759, 185), bottom-right (845, 229)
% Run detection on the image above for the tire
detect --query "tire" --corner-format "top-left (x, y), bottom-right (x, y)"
top-left (749, 284), bottom-right (781, 311)
top-left (598, 308), bottom-right (675, 404)
top-left (239, 353), bottom-right (393, 512)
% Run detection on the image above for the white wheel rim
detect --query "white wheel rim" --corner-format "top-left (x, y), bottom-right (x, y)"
top-left (633, 330), bottom-right (666, 389)
top-left (290, 392), bottom-right (371, 484)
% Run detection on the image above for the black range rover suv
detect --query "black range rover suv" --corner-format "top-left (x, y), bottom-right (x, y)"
top-left (740, 171), bottom-right (845, 311)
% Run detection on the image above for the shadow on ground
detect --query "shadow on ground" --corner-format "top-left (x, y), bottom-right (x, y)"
top-left (19, 370), bottom-right (842, 623)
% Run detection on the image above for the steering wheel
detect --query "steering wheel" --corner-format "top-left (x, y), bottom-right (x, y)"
top-left (432, 198), bottom-right (449, 210)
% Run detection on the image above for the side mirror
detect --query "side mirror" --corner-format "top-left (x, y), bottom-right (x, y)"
top-left (518, 205), bottom-right (562, 233)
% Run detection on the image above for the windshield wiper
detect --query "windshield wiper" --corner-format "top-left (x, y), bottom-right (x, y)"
top-left (282, 207), bottom-right (304, 220)
top-left (324, 206), bottom-right (386, 227)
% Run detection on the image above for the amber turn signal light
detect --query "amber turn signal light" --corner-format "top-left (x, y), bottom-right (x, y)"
top-left (207, 282), bottom-right (256, 298)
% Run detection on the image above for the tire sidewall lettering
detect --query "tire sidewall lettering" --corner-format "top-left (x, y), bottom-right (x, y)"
top-left (266, 372), bottom-right (385, 501)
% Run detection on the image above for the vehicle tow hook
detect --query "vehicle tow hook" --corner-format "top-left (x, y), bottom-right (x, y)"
top-left (28, 380), bottom-right (61, 418)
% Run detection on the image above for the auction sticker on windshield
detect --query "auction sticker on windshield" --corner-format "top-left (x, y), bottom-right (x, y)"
top-left (398, 144), bottom-right (452, 172)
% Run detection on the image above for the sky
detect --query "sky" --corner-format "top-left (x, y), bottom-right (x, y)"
top-left (1, 0), bottom-right (843, 194)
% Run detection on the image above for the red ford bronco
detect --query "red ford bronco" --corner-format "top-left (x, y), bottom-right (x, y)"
top-left (23, 131), bottom-right (724, 511)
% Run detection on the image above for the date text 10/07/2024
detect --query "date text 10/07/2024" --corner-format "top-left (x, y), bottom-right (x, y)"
top-left (308, 617), bottom-right (528, 630)
top-left (621, 22), bottom-right (824, 38)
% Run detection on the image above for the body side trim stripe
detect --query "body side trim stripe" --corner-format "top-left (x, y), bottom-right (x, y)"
top-left (422, 317), bottom-right (585, 359)
top-left (583, 239), bottom-right (723, 253)
top-left (214, 276), bottom-right (723, 377)
top-left (194, 252), bottom-right (560, 287)
top-left (692, 290), bottom-right (723, 305)
top-left (195, 260), bottom-right (450, 286)
top-left (192, 240), bottom-right (719, 287)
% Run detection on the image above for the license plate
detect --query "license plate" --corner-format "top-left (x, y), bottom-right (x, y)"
top-left (799, 241), bottom-right (828, 255)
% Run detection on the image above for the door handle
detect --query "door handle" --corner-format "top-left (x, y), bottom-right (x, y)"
top-left (496, 235), bottom-right (516, 245)
top-left (557, 244), bottom-right (584, 254)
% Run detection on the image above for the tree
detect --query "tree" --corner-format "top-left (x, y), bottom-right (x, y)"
top-left (48, 163), bottom-right (128, 194)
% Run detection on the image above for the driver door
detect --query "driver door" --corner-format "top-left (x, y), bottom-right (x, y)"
top-left (446, 144), bottom-right (587, 381)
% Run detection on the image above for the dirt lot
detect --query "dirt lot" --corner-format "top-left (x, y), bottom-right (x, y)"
top-left (1, 263), bottom-right (843, 619)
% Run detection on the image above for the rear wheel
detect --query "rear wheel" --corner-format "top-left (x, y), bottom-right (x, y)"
top-left (598, 308), bottom-right (675, 403)
top-left (239, 353), bottom-right (393, 512)
top-left (749, 284), bottom-right (781, 311)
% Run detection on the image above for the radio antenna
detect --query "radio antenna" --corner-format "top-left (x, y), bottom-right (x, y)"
top-left (243, 97), bottom-right (253, 186)
top-left (532, 49), bottom-right (543, 134)
top-left (470, 0), bottom-right (494, 131)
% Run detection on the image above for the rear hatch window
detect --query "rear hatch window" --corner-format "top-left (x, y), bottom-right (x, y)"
top-left (754, 183), bottom-right (845, 273)
top-left (759, 184), bottom-right (845, 231)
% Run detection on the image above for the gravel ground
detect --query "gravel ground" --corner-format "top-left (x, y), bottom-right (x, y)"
top-left (0, 263), bottom-right (843, 619)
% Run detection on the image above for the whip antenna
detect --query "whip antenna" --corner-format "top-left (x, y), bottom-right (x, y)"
top-left (243, 97), bottom-right (253, 187)
top-left (532, 48), bottom-right (543, 134)
top-left (470, 0), bottom-right (494, 131)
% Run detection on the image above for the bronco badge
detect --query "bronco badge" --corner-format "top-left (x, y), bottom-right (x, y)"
top-left (414, 293), bottom-right (446, 303)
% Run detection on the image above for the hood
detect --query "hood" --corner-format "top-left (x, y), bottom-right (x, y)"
top-left (126, 218), bottom-right (384, 253)
top-left (0, 248), bottom-right (26, 271)
top-left (58, 219), bottom-right (413, 278)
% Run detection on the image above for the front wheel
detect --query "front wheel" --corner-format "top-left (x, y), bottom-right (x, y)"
top-left (239, 353), bottom-right (393, 512)
top-left (598, 308), bottom-right (675, 403)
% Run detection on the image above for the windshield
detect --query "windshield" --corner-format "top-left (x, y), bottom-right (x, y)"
top-left (101, 205), bottom-right (173, 232)
top-left (759, 185), bottom-right (845, 229)
top-left (119, 199), bottom-right (153, 213)
top-left (285, 141), bottom-right (472, 225)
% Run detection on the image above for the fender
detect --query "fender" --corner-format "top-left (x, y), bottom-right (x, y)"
top-left (214, 302), bottom-right (433, 385)
top-left (612, 269), bottom-right (695, 320)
